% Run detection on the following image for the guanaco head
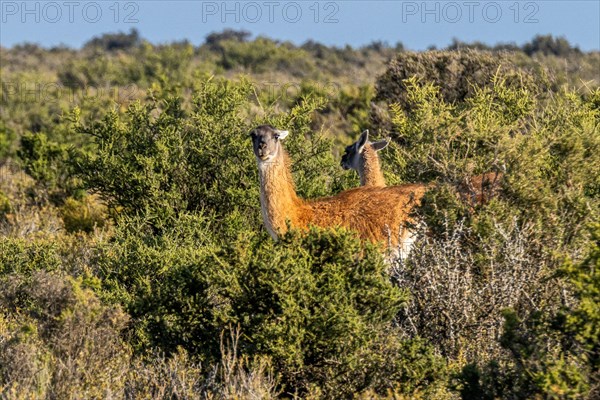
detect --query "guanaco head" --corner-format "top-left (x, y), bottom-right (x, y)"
top-left (250, 125), bottom-right (289, 163)
top-left (340, 130), bottom-right (390, 171)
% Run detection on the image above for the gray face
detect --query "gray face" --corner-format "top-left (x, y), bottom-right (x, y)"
top-left (341, 142), bottom-right (361, 170)
top-left (340, 130), bottom-right (390, 171)
top-left (250, 125), bottom-right (288, 162)
top-left (341, 130), bottom-right (369, 170)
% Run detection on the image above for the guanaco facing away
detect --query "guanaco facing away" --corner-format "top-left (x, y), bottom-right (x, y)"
top-left (250, 125), bottom-right (426, 256)
top-left (340, 129), bottom-right (390, 187)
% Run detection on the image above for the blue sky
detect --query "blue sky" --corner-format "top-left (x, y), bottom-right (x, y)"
top-left (1, 1), bottom-right (599, 50)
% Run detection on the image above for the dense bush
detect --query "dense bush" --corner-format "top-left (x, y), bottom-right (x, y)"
top-left (18, 132), bottom-right (70, 191)
top-left (0, 240), bottom-right (282, 399)
top-left (378, 76), bottom-right (598, 251)
top-left (523, 34), bottom-right (581, 57)
top-left (66, 77), bottom-right (446, 397)
top-left (1, 30), bottom-right (598, 398)
top-left (0, 122), bottom-right (16, 159)
top-left (94, 216), bottom-right (445, 397)
top-left (374, 51), bottom-right (549, 117)
top-left (60, 195), bottom-right (108, 233)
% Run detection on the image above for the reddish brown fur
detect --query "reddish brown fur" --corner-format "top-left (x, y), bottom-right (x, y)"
top-left (258, 149), bottom-right (427, 248)
top-left (354, 143), bottom-right (502, 206)
top-left (354, 142), bottom-right (502, 201)
top-left (254, 125), bottom-right (502, 251)
top-left (458, 171), bottom-right (504, 208)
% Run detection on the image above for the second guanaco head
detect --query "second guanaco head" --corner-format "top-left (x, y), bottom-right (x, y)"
top-left (341, 130), bottom-right (390, 187)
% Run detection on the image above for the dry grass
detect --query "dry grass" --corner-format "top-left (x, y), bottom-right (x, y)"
top-left (123, 327), bottom-right (280, 400)
top-left (0, 275), bottom-right (281, 400)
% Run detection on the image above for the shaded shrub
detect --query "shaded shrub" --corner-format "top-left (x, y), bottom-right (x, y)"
top-left (0, 190), bottom-right (10, 216)
top-left (18, 132), bottom-right (70, 191)
top-left (374, 50), bottom-right (544, 117)
top-left (83, 28), bottom-right (141, 52)
top-left (523, 34), bottom-right (581, 57)
top-left (233, 228), bottom-right (442, 397)
top-left (60, 195), bottom-right (108, 233)
top-left (0, 121), bottom-right (16, 159)
top-left (205, 29), bottom-right (252, 51)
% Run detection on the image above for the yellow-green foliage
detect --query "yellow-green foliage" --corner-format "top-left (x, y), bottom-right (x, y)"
top-left (381, 76), bottom-right (598, 250)
top-left (1, 32), bottom-right (599, 398)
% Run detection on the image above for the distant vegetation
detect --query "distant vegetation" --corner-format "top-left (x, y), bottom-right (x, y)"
top-left (0, 30), bottom-right (598, 398)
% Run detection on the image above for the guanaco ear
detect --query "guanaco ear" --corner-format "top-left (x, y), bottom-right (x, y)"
top-left (275, 130), bottom-right (289, 140)
top-left (357, 130), bottom-right (369, 151)
top-left (371, 137), bottom-right (390, 152)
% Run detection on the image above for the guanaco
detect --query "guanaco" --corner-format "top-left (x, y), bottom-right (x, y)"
top-left (251, 125), bottom-right (426, 256)
top-left (340, 129), bottom-right (390, 187)
top-left (341, 131), bottom-right (502, 207)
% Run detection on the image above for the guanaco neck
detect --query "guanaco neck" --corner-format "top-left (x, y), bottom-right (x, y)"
top-left (359, 146), bottom-right (386, 187)
top-left (257, 147), bottom-right (304, 239)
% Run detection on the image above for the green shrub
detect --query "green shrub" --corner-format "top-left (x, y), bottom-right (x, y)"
top-left (0, 122), bottom-right (16, 159)
top-left (0, 190), bottom-right (10, 216)
top-left (378, 77), bottom-right (598, 249)
top-left (215, 37), bottom-right (316, 76)
top-left (17, 132), bottom-right (71, 193)
top-left (96, 216), bottom-right (445, 397)
top-left (71, 78), bottom-right (349, 233)
top-left (0, 238), bottom-right (62, 276)
top-left (374, 51), bottom-right (544, 116)
top-left (18, 133), bottom-right (61, 182)
top-left (70, 80), bottom-right (253, 231)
